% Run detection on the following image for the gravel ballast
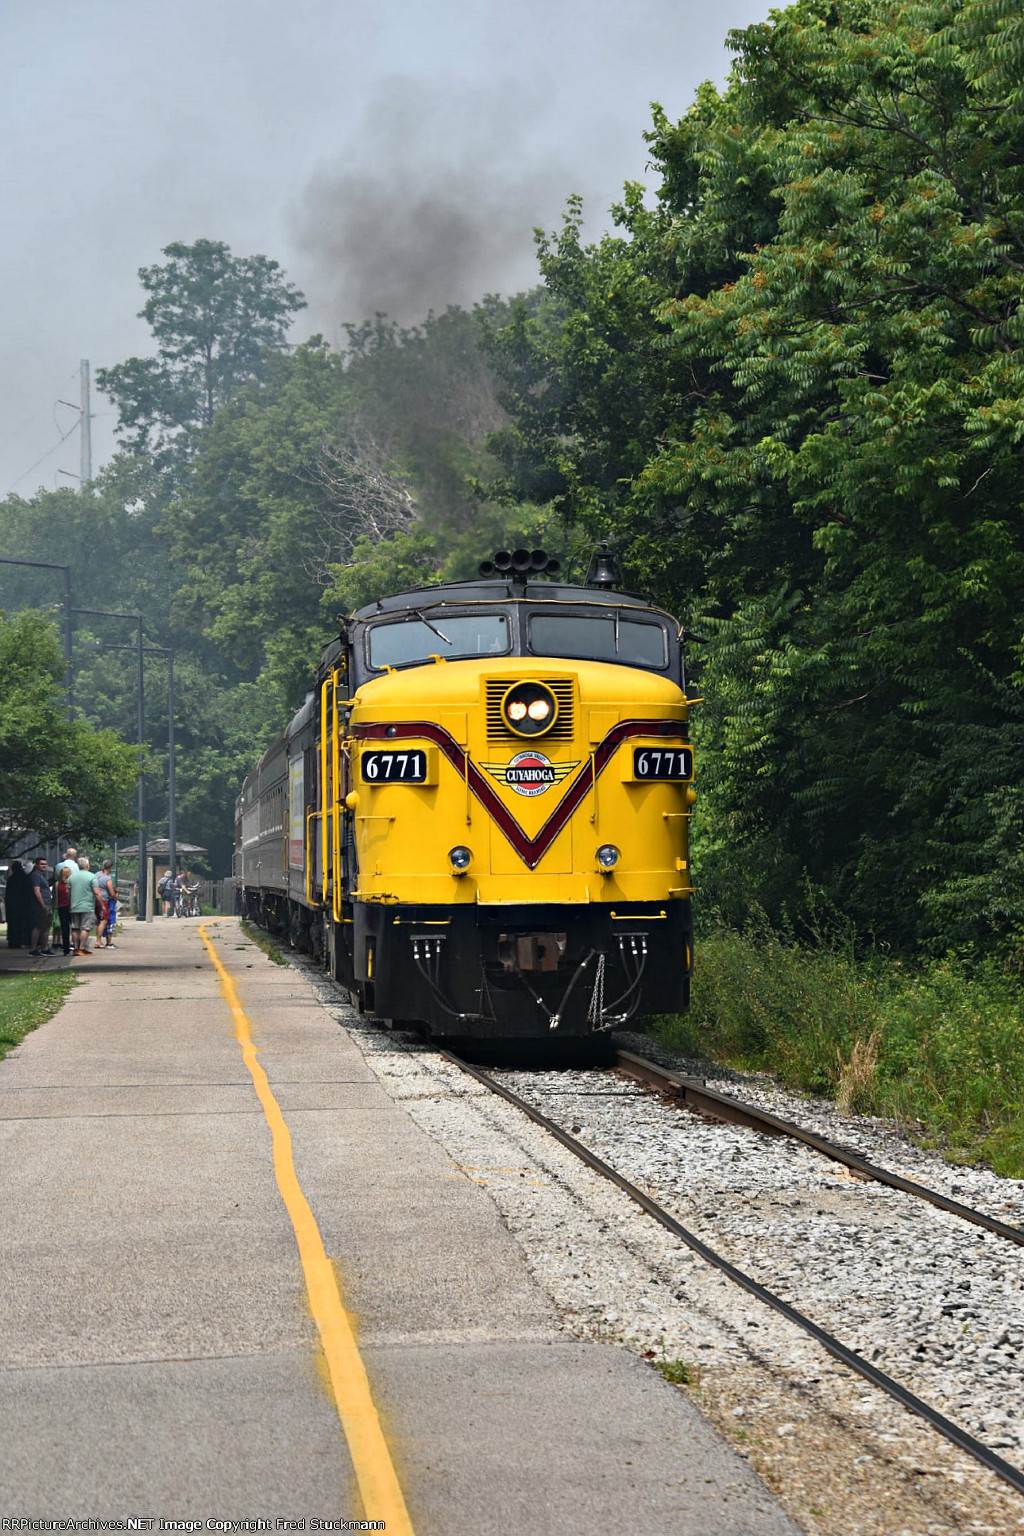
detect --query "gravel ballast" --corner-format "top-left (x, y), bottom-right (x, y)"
top-left (297, 960), bottom-right (1024, 1534)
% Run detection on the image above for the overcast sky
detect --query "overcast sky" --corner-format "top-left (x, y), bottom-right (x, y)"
top-left (1, 0), bottom-right (771, 497)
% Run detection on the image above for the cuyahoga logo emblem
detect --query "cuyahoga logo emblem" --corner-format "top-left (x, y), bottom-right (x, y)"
top-left (482, 750), bottom-right (578, 797)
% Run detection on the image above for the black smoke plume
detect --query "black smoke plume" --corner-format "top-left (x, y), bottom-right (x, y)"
top-left (293, 76), bottom-right (585, 331)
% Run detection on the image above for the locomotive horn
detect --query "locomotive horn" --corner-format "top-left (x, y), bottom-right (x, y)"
top-left (484, 548), bottom-right (560, 578)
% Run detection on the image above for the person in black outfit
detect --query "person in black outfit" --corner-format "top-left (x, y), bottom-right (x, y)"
top-left (29, 858), bottom-right (54, 955)
top-left (5, 861), bottom-right (33, 948)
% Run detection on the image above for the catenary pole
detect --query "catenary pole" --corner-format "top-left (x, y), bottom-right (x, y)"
top-left (64, 565), bottom-right (73, 709)
top-left (167, 649), bottom-right (175, 878)
top-left (83, 639), bottom-right (175, 899)
top-left (137, 616), bottom-right (145, 916)
top-left (79, 360), bottom-right (92, 486)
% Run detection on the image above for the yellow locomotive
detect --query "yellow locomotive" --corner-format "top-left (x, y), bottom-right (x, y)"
top-left (236, 549), bottom-right (696, 1058)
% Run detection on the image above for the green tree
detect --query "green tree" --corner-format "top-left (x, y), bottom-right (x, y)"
top-left (0, 612), bottom-right (139, 857)
top-left (490, 0), bottom-right (1024, 956)
top-left (162, 309), bottom-right (526, 718)
top-left (647, 0), bottom-right (1024, 952)
top-left (0, 454), bottom-right (178, 629)
top-left (160, 341), bottom-right (347, 696)
top-left (97, 239), bottom-right (306, 467)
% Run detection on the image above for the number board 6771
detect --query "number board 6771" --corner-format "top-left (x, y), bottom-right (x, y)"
top-left (362, 749), bottom-right (429, 783)
top-left (632, 746), bottom-right (693, 781)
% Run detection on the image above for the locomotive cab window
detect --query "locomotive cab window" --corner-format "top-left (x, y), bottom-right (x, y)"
top-left (367, 612), bottom-right (510, 671)
top-left (528, 613), bottom-right (669, 670)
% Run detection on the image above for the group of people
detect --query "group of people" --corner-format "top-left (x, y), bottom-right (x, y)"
top-left (157, 869), bottom-right (199, 917)
top-left (7, 848), bottom-right (118, 958)
top-left (6, 853), bottom-right (203, 956)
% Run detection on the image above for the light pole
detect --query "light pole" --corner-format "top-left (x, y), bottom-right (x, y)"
top-left (74, 608), bottom-right (146, 916)
top-left (91, 641), bottom-right (176, 879)
top-left (162, 648), bottom-right (175, 878)
top-left (0, 557), bottom-right (73, 709)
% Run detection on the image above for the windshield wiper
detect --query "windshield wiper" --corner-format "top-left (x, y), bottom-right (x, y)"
top-left (419, 614), bottom-right (452, 645)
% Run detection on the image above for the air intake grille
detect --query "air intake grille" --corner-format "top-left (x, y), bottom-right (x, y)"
top-left (486, 678), bottom-right (575, 741)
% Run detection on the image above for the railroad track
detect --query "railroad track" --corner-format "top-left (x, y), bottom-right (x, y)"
top-left (294, 939), bottom-right (1024, 1507)
top-left (613, 1048), bottom-right (1024, 1249)
top-left (442, 1046), bottom-right (1024, 1501)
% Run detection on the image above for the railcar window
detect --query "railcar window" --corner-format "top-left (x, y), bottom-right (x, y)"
top-left (368, 613), bottom-right (510, 670)
top-left (528, 614), bottom-right (668, 669)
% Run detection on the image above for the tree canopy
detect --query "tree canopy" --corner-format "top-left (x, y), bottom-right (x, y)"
top-left (5, 0), bottom-right (1022, 941)
top-left (96, 239), bottom-right (306, 468)
top-left (487, 0), bottom-right (1024, 956)
top-left (1, 280), bottom-right (542, 870)
top-left (160, 307), bottom-right (547, 715)
top-left (0, 612), bottom-right (139, 857)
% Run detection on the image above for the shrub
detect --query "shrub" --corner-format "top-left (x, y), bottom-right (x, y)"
top-left (651, 928), bottom-right (1024, 1177)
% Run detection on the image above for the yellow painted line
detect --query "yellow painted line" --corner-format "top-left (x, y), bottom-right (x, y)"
top-left (199, 923), bottom-right (415, 1535)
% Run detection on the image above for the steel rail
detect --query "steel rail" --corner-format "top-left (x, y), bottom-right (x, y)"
top-left (441, 1048), bottom-right (1024, 1500)
top-left (614, 1050), bottom-right (1024, 1248)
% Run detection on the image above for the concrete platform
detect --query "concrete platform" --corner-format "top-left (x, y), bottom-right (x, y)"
top-left (0, 918), bottom-right (800, 1533)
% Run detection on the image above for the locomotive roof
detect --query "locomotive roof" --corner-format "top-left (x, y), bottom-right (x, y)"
top-left (350, 579), bottom-right (663, 621)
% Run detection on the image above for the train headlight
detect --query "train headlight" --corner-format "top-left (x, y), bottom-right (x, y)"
top-left (449, 845), bottom-right (473, 874)
top-left (596, 844), bottom-right (620, 869)
top-left (501, 680), bottom-right (558, 737)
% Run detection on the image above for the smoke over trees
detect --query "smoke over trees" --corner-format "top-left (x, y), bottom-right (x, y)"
top-left (293, 77), bottom-right (579, 331)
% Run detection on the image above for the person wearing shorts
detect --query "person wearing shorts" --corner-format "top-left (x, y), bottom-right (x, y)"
top-left (69, 857), bottom-right (100, 956)
top-left (96, 860), bottom-right (117, 947)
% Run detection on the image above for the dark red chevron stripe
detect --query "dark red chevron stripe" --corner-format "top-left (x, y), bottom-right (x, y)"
top-left (354, 718), bottom-right (686, 870)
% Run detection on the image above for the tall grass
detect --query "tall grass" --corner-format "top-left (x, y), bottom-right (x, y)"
top-left (0, 971), bottom-right (77, 1062)
top-left (652, 927), bottom-right (1024, 1178)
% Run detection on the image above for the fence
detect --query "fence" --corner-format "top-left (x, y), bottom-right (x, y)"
top-left (199, 878), bottom-right (237, 915)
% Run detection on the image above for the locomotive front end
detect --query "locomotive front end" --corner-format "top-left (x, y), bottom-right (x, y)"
top-left (324, 578), bottom-right (695, 1054)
